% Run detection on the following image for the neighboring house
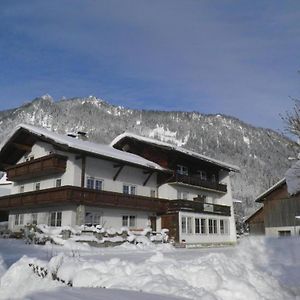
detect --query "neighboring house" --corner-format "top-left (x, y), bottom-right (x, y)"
top-left (0, 124), bottom-right (239, 245)
top-left (255, 178), bottom-right (300, 236)
top-left (245, 207), bottom-right (264, 235)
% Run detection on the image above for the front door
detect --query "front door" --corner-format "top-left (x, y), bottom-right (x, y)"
top-left (149, 216), bottom-right (157, 232)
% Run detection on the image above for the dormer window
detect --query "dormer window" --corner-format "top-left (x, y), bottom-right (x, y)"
top-left (176, 165), bottom-right (188, 176)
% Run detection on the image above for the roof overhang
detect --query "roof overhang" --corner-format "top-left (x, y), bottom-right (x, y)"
top-left (255, 178), bottom-right (286, 203)
top-left (111, 132), bottom-right (240, 172)
top-left (0, 124), bottom-right (171, 174)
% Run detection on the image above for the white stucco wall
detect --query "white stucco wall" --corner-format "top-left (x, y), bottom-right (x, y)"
top-left (85, 156), bottom-right (158, 197)
top-left (8, 205), bottom-right (77, 231)
top-left (8, 205), bottom-right (156, 232)
top-left (265, 226), bottom-right (300, 237)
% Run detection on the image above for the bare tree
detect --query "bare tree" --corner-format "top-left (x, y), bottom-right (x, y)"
top-left (282, 98), bottom-right (300, 138)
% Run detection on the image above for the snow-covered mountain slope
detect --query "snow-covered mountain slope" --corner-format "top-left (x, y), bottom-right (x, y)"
top-left (0, 96), bottom-right (296, 215)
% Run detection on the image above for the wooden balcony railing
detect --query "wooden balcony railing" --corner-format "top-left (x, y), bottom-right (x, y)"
top-left (6, 154), bottom-right (67, 181)
top-left (0, 187), bottom-right (230, 216)
top-left (170, 173), bottom-right (227, 193)
top-left (167, 199), bottom-right (231, 216)
top-left (0, 186), bottom-right (169, 213)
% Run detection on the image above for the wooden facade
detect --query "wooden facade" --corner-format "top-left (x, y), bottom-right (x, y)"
top-left (113, 137), bottom-right (228, 193)
top-left (246, 207), bottom-right (265, 235)
top-left (255, 180), bottom-right (300, 235)
top-left (169, 173), bottom-right (227, 193)
top-left (6, 154), bottom-right (67, 181)
top-left (0, 186), bottom-right (169, 213)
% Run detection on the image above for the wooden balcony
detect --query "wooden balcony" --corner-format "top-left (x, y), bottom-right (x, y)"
top-left (0, 186), bottom-right (169, 213)
top-left (0, 187), bottom-right (230, 216)
top-left (6, 154), bottom-right (67, 181)
top-left (167, 199), bottom-right (231, 216)
top-left (169, 173), bottom-right (227, 193)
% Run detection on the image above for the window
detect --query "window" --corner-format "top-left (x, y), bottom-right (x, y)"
top-left (195, 218), bottom-right (206, 234)
top-left (19, 186), bottom-right (24, 193)
top-left (123, 184), bottom-right (136, 195)
top-left (56, 179), bottom-right (62, 187)
top-left (195, 218), bottom-right (200, 234)
top-left (176, 165), bottom-right (188, 175)
top-left (220, 219), bottom-right (229, 235)
top-left (150, 189), bottom-right (156, 197)
top-left (85, 212), bottom-right (101, 226)
top-left (49, 211), bottom-right (62, 227)
top-left (213, 219), bottom-right (218, 234)
top-left (181, 216), bottom-right (192, 234)
top-left (87, 177), bottom-right (94, 189)
top-left (209, 219), bottom-right (218, 234)
top-left (122, 215), bottom-right (136, 227)
top-left (31, 213), bottom-right (38, 225)
top-left (35, 182), bottom-right (40, 191)
top-left (201, 218), bottom-right (206, 234)
top-left (15, 214), bottom-right (24, 226)
top-left (177, 191), bottom-right (188, 200)
top-left (197, 170), bottom-right (207, 181)
top-left (95, 180), bottom-right (103, 190)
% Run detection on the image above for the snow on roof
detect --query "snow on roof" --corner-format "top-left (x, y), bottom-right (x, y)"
top-left (1, 124), bottom-right (168, 172)
top-left (111, 132), bottom-right (239, 172)
top-left (255, 178), bottom-right (286, 202)
top-left (0, 173), bottom-right (12, 185)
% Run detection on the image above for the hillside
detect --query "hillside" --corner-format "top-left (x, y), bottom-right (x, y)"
top-left (0, 95), bottom-right (296, 215)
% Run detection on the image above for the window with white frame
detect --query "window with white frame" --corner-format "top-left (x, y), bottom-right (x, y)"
top-left (177, 191), bottom-right (188, 200)
top-left (195, 218), bottom-right (206, 234)
top-left (176, 165), bottom-right (188, 176)
top-left (87, 177), bottom-right (94, 189)
top-left (15, 214), bottom-right (24, 226)
top-left (208, 219), bottom-right (218, 234)
top-left (220, 219), bottom-right (229, 235)
top-left (122, 215), bottom-right (136, 227)
top-left (56, 179), bottom-right (62, 187)
top-left (95, 179), bottom-right (103, 190)
top-left (87, 177), bottom-right (103, 190)
top-left (123, 184), bottom-right (136, 195)
top-left (181, 216), bottom-right (193, 234)
top-left (85, 212), bottom-right (101, 226)
top-left (49, 211), bottom-right (62, 227)
top-left (35, 182), bottom-right (40, 191)
top-left (150, 189), bottom-right (156, 198)
top-left (195, 218), bottom-right (200, 234)
top-left (201, 218), bottom-right (206, 234)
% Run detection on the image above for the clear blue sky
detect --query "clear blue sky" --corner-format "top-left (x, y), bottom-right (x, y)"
top-left (0, 0), bottom-right (299, 132)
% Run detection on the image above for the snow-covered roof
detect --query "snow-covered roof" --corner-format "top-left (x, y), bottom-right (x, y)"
top-left (0, 124), bottom-right (169, 172)
top-left (111, 132), bottom-right (239, 172)
top-left (255, 178), bottom-right (286, 203)
top-left (0, 173), bottom-right (12, 185)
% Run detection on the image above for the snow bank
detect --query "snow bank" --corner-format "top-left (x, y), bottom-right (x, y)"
top-left (0, 255), bottom-right (7, 280)
top-left (0, 237), bottom-right (296, 300)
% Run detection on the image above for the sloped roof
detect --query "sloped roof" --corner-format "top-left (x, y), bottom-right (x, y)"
top-left (244, 206), bottom-right (263, 223)
top-left (111, 132), bottom-right (240, 172)
top-left (255, 178), bottom-right (286, 203)
top-left (0, 124), bottom-right (169, 172)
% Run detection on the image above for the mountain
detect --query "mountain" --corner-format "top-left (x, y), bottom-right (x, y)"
top-left (0, 95), bottom-right (296, 216)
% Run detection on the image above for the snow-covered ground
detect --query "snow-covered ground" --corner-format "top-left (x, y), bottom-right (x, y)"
top-left (0, 236), bottom-right (299, 300)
